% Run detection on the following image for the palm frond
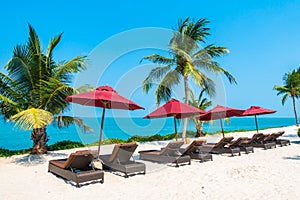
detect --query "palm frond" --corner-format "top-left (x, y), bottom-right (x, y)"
top-left (76, 84), bottom-right (94, 93)
top-left (54, 56), bottom-right (87, 83)
top-left (53, 116), bottom-right (93, 133)
top-left (184, 63), bottom-right (216, 96)
top-left (155, 69), bottom-right (181, 105)
top-left (202, 44), bottom-right (229, 58)
top-left (38, 78), bottom-right (76, 113)
top-left (274, 85), bottom-right (289, 95)
top-left (185, 18), bottom-right (210, 42)
top-left (142, 65), bottom-right (171, 93)
top-left (27, 23), bottom-right (42, 56)
top-left (46, 33), bottom-right (63, 61)
top-left (10, 108), bottom-right (53, 130)
top-left (141, 54), bottom-right (174, 65)
top-left (282, 93), bottom-right (288, 105)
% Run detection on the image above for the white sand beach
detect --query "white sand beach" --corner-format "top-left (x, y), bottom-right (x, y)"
top-left (1, 126), bottom-right (300, 200)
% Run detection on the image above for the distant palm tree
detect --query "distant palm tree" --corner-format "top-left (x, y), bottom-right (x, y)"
top-left (0, 24), bottom-right (91, 154)
top-left (142, 17), bottom-right (236, 141)
top-left (274, 68), bottom-right (300, 126)
top-left (187, 88), bottom-right (212, 137)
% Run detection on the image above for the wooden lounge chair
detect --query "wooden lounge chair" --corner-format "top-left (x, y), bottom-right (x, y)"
top-left (228, 137), bottom-right (254, 154)
top-left (200, 136), bottom-right (241, 156)
top-left (100, 142), bottom-right (146, 178)
top-left (48, 150), bottom-right (104, 187)
top-left (179, 140), bottom-right (213, 162)
top-left (138, 141), bottom-right (191, 167)
top-left (249, 134), bottom-right (276, 150)
top-left (268, 131), bottom-right (290, 147)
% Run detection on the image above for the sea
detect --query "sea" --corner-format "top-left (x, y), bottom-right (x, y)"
top-left (0, 117), bottom-right (296, 150)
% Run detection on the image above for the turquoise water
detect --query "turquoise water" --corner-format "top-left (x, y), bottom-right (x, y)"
top-left (0, 117), bottom-right (295, 150)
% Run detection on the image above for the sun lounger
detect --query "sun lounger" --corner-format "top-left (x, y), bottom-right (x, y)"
top-left (179, 140), bottom-right (213, 162)
top-left (268, 131), bottom-right (290, 147)
top-left (100, 142), bottom-right (146, 178)
top-left (138, 141), bottom-right (191, 167)
top-left (48, 150), bottom-right (104, 187)
top-left (249, 134), bottom-right (276, 150)
top-left (228, 137), bottom-right (254, 154)
top-left (200, 137), bottom-right (241, 156)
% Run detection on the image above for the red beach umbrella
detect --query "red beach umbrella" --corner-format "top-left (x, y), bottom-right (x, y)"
top-left (242, 106), bottom-right (276, 133)
top-left (144, 98), bottom-right (206, 140)
top-left (200, 105), bottom-right (245, 137)
top-left (66, 85), bottom-right (144, 158)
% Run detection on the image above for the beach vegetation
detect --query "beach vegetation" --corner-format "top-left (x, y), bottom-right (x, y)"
top-left (298, 128), bottom-right (300, 137)
top-left (274, 68), bottom-right (300, 126)
top-left (47, 140), bottom-right (84, 151)
top-left (142, 17), bottom-right (236, 142)
top-left (187, 88), bottom-right (212, 137)
top-left (0, 24), bottom-right (92, 154)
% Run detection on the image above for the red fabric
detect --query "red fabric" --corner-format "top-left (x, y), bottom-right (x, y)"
top-left (242, 106), bottom-right (276, 116)
top-left (200, 105), bottom-right (244, 121)
top-left (144, 98), bottom-right (205, 119)
top-left (66, 85), bottom-right (144, 110)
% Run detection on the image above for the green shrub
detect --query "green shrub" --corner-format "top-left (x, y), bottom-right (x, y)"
top-left (127, 135), bottom-right (149, 142)
top-left (298, 128), bottom-right (300, 137)
top-left (0, 148), bottom-right (30, 157)
top-left (162, 133), bottom-right (176, 140)
top-left (48, 140), bottom-right (84, 151)
top-left (100, 138), bottom-right (126, 145)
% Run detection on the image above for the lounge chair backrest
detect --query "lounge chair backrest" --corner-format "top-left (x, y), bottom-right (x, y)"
top-left (267, 132), bottom-right (282, 141)
top-left (108, 142), bottom-right (138, 163)
top-left (230, 137), bottom-right (248, 146)
top-left (211, 137), bottom-right (234, 148)
top-left (160, 141), bottom-right (184, 156)
top-left (249, 133), bottom-right (264, 143)
top-left (64, 152), bottom-right (94, 170)
top-left (181, 140), bottom-right (205, 155)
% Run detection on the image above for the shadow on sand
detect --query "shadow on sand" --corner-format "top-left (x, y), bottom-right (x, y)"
top-left (13, 152), bottom-right (68, 166)
top-left (291, 141), bottom-right (300, 144)
top-left (283, 155), bottom-right (300, 161)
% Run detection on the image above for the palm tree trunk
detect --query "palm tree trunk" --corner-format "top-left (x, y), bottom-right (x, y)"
top-left (182, 75), bottom-right (189, 142)
top-left (31, 127), bottom-right (49, 154)
top-left (195, 120), bottom-right (204, 137)
top-left (292, 96), bottom-right (299, 126)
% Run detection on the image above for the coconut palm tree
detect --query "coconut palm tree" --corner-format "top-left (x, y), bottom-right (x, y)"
top-left (0, 24), bottom-right (91, 154)
top-left (142, 17), bottom-right (237, 141)
top-left (187, 88), bottom-right (212, 137)
top-left (274, 68), bottom-right (300, 126)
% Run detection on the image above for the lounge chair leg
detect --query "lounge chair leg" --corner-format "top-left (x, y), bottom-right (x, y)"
top-left (124, 173), bottom-right (129, 178)
top-left (175, 161), bottom-right (179, 168)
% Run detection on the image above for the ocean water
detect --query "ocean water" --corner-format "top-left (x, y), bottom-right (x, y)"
top-left (0, 117), bottom-right (295, 150)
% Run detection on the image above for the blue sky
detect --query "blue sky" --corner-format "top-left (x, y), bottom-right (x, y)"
top-left (0, 0), bottom-right (300, 118)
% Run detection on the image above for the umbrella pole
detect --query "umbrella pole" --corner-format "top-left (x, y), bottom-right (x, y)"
top-left (220, 119), bottom-right (224, 137)
top-left (254, 115), bottom-right (259, 133)
top-left (174, 116), bottom-right (178, 141)
top-left (97, 107), bottom-right (106, 160)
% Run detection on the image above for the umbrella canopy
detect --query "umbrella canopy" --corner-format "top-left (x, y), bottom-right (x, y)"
top-left (66, 85), bottom-right (143, 110)
top-left (242, 106), bottom-right (276, 133)
top-left (66, 85), bottom-right (144, 158)
top-left (200, 105), bottom-right (244, 137)
top-left (144, 98), bottom-right (206, 140)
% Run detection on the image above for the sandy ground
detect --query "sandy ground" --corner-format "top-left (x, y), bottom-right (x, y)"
top-left (0, 126), bottom-right (299, 200)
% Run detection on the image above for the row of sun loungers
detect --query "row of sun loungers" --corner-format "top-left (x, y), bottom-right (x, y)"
top-left (48, 131), bottom-right (290, 187)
